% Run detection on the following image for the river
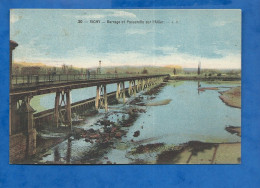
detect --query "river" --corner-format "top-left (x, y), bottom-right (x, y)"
top-left (32, 80), bottom-right (241, 164)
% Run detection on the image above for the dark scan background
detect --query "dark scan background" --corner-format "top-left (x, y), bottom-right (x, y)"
top-left (0, 0), bottom-right (260, 187)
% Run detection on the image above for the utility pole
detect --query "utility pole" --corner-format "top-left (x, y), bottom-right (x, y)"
top-left (97, 60), bottom-right (101, 74)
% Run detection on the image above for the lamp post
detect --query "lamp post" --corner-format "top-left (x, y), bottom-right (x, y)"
top-left (10, 40), bottom-right (18, 88)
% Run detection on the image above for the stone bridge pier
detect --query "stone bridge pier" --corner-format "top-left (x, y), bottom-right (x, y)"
top-left (9, 95), bottom-right (36, 163)
top-left (9, 40), bottom-right (37, 163)
top-left (10, 40), bottom-right (169, 163)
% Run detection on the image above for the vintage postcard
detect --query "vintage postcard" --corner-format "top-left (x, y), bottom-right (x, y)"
top-left (9, 9), bottom-right (241, 164)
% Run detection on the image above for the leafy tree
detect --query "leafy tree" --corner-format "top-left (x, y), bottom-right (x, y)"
top-left (142, 69), bottom-right (148, 74)
top-left (173, 68), bottom-right (176, 75)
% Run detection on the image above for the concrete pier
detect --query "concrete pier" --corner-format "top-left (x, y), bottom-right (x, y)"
top-left (9, 96), bottom-right (36, 163)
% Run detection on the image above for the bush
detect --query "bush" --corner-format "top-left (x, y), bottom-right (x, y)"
top-left (142, 69), bottom-right (148, 74)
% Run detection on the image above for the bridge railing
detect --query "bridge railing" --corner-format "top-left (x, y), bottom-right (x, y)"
top-left (11, 73), bottom-right (166, 88)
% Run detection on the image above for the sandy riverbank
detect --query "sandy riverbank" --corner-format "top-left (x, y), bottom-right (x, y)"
top-left (198, 85), bottom-right (241, 109)
top-left (32, 83), bottom-right (167, 164)
top-left (129, 82), bottom-right (241, 164)
top-left (219, 86), bottom-right (241, 108)
top-left (225, 126), bottom-right (241, 137)
top-left (156, 141), bottom-right (241, 164)
top-left (127, 141), bottom-right (241, 164)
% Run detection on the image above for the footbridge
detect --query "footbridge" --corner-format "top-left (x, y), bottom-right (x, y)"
top-left (9, 73), bottom-right (169, 161)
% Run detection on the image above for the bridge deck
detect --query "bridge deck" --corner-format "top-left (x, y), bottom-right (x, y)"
top-left (10, 74), bottom-right (168, 97)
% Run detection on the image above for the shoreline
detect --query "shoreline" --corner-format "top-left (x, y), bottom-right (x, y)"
top-left (22, 80), bottom-right (241, 164)
top-left (28, 83), bottom-right (167, 164)
top-left (225, 126), bottom-right (241, 137)
top-left (170, 76), bottom-right (241, 81)
top-left (154, 141), bottom-right (241, 164)
top-left (219, 86), bottom-right (241, 109)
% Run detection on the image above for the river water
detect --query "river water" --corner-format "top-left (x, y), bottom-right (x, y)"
top-left (34, 81), bottom-right (241, 164)
top-left (31, 83), bottom-right (129, 112)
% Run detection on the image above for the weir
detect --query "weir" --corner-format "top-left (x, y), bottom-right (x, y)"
top-left (9, 41), bottom-right (169, 163)
top-left (10, 75), bottom-right (167, 162)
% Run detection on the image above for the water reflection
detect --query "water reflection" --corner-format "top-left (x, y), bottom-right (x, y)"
top-left (198, 81), bottom-right (201, 95)
top-left (54, 147), bottom-right (60, 162)
top-left (31, 83), bottom-right (120, 112)
top-left (66, 138), bottom-right (72, 164)
top-left (167, 80), bottom-right (184, 88)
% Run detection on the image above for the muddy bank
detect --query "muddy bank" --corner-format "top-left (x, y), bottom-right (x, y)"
top-left (146, 99), bottom-right (172, 106)
top-left (156, 141), bottom-right (241, 164)
top-left (157, 141), bottom-right (217, 164)
top-left (225, 126), bottom-right (241, 137)
top-left (34, 112), bottom-right (97, 158)
top-left (35, 82), bottom-right (168, 164)
top-left (199, 85), bottom-right (241, 109)
top-left (219, 86), bottom-right (241, 108)
top-left (198, 86), bottom-right (234, 92)
top-left (199, 87), bottom-right (219, 92)
top-left (31, 81), bottom-right (241, 164)
top-left (124, 140), bottom-right (241, 164)
top-left (77, 83), bottom-right (168, 164)
top-left (130, 143), bottom-right (165, 154)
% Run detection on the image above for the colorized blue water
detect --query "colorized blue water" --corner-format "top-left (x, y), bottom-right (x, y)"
top-left (39, 81), bottom-right (241, 163)
top-left (125, 81), bottom-right (241, 145)
top-left (31, 83), bottom-right (129, 112)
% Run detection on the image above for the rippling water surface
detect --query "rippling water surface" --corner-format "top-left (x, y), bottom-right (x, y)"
top-left (36, 81), bottom-right (241, 163)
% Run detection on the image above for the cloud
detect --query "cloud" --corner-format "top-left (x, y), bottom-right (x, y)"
top-left (75, 14), bottom-right (105, 19)
top-left (14, 45), bottom-right (241, 69)
top-left (110, 10), bottom-right (136, 18)
top-left (70, 10), bottom-right (137, 20)
top-left (153, 46), bottom-right (179, 54)
top-left (126, 29), bottom-right (153, 35)
top-left (12, 37), bottom-right (240, 69)
top-left (13, 37), bottom-right (51, 62)
top-left (155, 52), bottom-right (241, 69)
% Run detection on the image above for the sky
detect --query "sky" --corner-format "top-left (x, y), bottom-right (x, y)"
top-left (10, 9), bottom-right (241, 69)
